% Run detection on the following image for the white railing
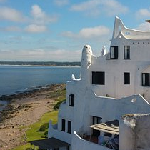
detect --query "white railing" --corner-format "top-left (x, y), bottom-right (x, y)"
top-left (71, 131), bottom-right (110, 150)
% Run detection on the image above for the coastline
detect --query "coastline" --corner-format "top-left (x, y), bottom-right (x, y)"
top-left (0, 65), bottom-right (80, 67)
top-left (0, 84), bottom-right (57, 101)
top-left (0, 83), bottom-right (66, 150)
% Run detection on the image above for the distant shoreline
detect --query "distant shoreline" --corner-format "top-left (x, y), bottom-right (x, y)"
top-left (0, 64), bottom-right (81, 67)
top-left (0, 61), bottom-right (81, 66)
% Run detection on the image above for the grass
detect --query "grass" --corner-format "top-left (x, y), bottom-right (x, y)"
top-left (47, 86), bottom-right (66, 102)
top-left (12, 84), bottom-right (66, 150)
top-left (12, 111), bottom-right (58, 150)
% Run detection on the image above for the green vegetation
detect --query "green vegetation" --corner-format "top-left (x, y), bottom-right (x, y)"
top-left (47, 85), bottom-right (66, 110)
top-left (54, 99), bottom-right (66, 110)
top-left (26, 111), bottom-right (58, 141)
top-left (12, 84), bottom-right (66, 150)
top-left (39, 123), bottom-right (49, 131)
top-left (47, 86), bottom-right (66, 100)
top-left (12, 111), bottom-right (58, 150)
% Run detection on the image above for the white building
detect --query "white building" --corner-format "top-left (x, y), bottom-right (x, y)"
top-left (47, 17), bottom-right (150, 150)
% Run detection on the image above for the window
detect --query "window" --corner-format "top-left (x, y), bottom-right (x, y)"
top-left (67, 146), bottom-right (70, 150)
top-left (92, 116), bottom-right (102, 136)
top-left (92, 71), bottom-right (105, 85)
top-left (93, 116), bottom-right (102, 124)
top-left (124, 72), bottom-right (130, 84)
top-left (69, 94), bottom-right (74, 106)
top-left (68, 121), bottom-right (71, 134)
top-left (142, 73), bottom-right (150, 86)
top-left (110, 46), bottom-right (118, 59)
top-left (124, 46), bottom-right (130, 59)
top-left (61, 119), bottom-right (65, 131)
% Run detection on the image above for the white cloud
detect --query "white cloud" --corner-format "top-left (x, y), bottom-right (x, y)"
top-left (136, 8), bottom-right (150, 19)
top-left (62, 26), bottom-right (110, 39)
top-left (0, 5), bottom-right (58, 33)
top-left (0, 7), bottom-right (26, 22)
top-left (0, 49), bottom-right (81, 61)
top-left (137, 22), bottom-right (150, 31)
top-left (54, 0), bottom-right (69, 6)
top-left (31, 5), bottom-right (58, 25)
top-left (25, 24), bottom-right (47, 33)
top-left (70, 0), bottom-right (128, 17)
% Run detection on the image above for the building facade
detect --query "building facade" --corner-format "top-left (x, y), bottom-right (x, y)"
top-left (48, 17), bottom-right (150, 150)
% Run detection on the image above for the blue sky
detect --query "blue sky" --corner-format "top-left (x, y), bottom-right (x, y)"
top-left (0, 0), bottom-right (150, 61)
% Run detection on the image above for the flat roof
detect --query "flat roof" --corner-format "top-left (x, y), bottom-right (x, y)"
top-left (30, 137), bottom-right (69, 149)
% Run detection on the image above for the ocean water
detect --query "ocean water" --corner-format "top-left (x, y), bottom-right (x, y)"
top-left (0, 65), bottom-right (80, 111)
top-left (0, 65), bottom-right (80, 96)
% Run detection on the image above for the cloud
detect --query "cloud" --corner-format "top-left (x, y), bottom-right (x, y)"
top-left (137, 22), bottom-right (150, 31)
top-left (25, 24), bottom-right (47, 33)
top-left (24, 5), bottom-right (59, 33)
top-left (70, 0), bottom-right (128, 17)
top-left (62, 26), bottom-right (110, 39)
top-left (136, 7), bottom-right (150, 19)
top-left (0, 5), bottom-right (58, 33)
top-left (31, 5), bottom-right (58, 25)
top-left (54, 0), bottom-right (69, 6)
top-left (0, 49), bottom-right (81, 61)
top-left (0, 7), bottom-right (26, 22)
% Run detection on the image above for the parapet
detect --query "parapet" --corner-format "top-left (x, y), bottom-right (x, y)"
top-left (113, 16), bottom-right (150, 40)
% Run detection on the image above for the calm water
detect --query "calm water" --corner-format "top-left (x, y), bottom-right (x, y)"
top-left (0, 65), bottom-right (80, 111)
top-left (0, 65), bottom-right (80, 96)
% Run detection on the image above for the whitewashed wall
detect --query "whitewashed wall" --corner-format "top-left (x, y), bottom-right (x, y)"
top-left (48, 17), bottom-right (150, 150)
top-left (120, 114), bottom-right (150, 150)
top-left (71, 131), bottom-right (110, 150)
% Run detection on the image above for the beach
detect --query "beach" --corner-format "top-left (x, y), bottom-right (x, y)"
top-left (0, 84), bottom-right (65, 150)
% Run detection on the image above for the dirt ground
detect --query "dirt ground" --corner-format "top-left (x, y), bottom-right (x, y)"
top-left (0, 84), bottom-right (65, 150)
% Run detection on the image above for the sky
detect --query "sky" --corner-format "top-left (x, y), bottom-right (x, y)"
top-left (0, 0), bottom-right (150, 61)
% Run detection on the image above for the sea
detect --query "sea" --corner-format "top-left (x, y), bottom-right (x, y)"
top-left (0, 65), bottom-right (80, 111)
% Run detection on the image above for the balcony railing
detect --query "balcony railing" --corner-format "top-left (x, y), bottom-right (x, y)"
top-left (72, 131), bottom-right (111, 150)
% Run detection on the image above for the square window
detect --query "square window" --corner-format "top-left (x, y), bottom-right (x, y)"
top-left (124, 72), bottom-right (130, 84)
top-left (92, 72), bottom-right (105, 85)
top-left (93, 116), bottom-right (102, 124)
top-left (124, 46), bottom-right (130, 59)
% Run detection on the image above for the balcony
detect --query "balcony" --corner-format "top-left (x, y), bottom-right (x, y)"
top-left (72, 131), bottom-right (119, 150)
top-left (72, 131), bottom-right (111, 150)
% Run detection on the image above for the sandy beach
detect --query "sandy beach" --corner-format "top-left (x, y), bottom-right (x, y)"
top-left (0, 84), bottom-right (65, 150)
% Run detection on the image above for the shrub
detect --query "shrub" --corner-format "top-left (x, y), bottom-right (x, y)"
top-left (41, 131), bottom-right (48, 138)
top-left (39, 123), bottom-right (49, 131)
top-left (54, 99), bottom-right (65, 110)
top-left (26, 148), bottom-right (34, 150)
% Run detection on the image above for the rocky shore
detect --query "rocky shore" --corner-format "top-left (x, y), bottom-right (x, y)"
top-left (0, 84), bottom-right (65, 150)
top-left (0, 85), bottom-right (55, 101)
